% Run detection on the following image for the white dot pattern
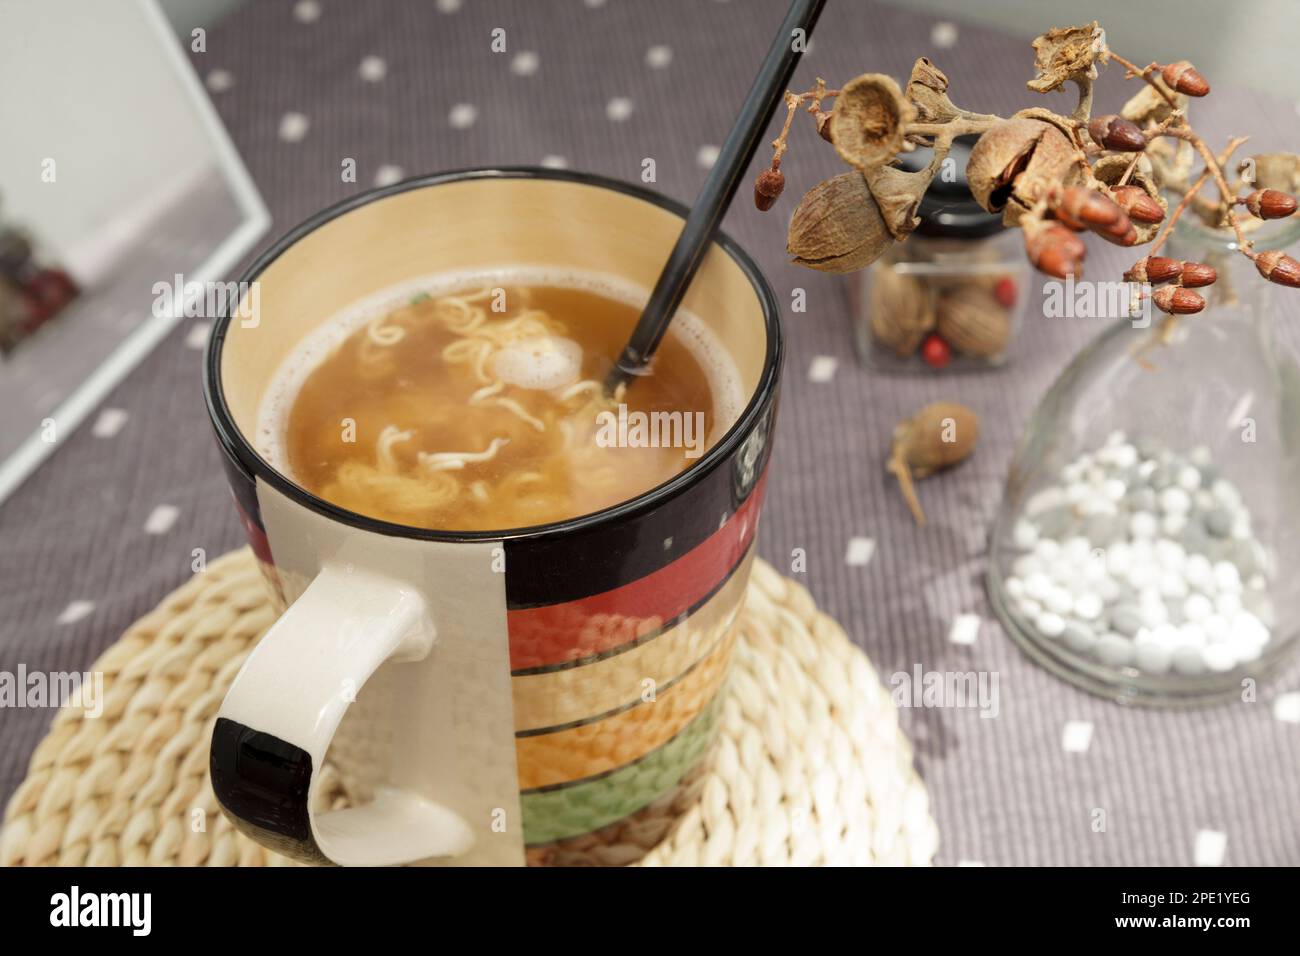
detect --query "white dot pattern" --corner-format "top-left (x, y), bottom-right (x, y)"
top-left (448, 103), bottom-right (478, 129)
top-left (143, 504), bottom-right (180, 535)
top-left (807, 356), bottom-right (837, 383)
top-left (91, 408), bottom-right (129, 438)
top-left (511, 51), bottom-right (540, 76)
top-left (56, 601), bottom-right (95, 625)
top-left (1194, 829), bottom-right (1227, 866)
top-left (845, 537), bottom-right (875, 567)
top-left (278, 112), bottom-right (310, 142)
top-left (948, 614), bottom-right (981, 646)
top-left (2, 1), bottom-right (1295, 873)
top-left (358, 55), bottom-right (387, 82)
top-left (605, 97), bottom-right (634, 122)
top-left (1061, 721), bottom-right (1093, 753)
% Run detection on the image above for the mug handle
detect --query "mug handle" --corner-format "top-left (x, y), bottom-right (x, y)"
top-left (209, 562), bottom-right (475, 866)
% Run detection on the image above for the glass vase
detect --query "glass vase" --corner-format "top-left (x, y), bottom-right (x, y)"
top-left (987, 212), bottom-right (1300, 705)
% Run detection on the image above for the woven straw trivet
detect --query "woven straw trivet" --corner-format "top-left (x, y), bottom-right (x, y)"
top-left (1, 548), bottom-right (938, 867)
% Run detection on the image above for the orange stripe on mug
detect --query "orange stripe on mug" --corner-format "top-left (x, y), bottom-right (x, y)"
top-left (514, 628), bottom-right (738, 790)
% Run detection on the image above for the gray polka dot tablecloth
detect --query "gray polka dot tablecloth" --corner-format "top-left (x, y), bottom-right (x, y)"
top-left (3, 0), bottom-right (1300, 867)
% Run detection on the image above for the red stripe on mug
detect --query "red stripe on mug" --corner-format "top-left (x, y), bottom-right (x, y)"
top-left (508, 473), bottom-right (767, 672)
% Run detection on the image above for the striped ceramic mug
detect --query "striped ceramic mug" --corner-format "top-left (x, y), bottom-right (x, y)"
top-left (204, 168), bottom-right (781, 866)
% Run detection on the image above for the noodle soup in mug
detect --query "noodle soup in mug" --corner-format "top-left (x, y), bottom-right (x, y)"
top-left (205, 168), bottom-right (781, 866)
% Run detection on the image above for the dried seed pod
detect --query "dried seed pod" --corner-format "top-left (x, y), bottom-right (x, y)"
top-left (753, 167), bottom-right (785, 212)
top-left (1121, 83), bottom-right (1188, 127)
top-left (864, 164), bottom-right (932, 241)
top-left (829, 73), bottom-right (915, 173)
top-left (1087, 115), bottom-right (1147, 152)
top-left (1052, 186), bottom-right (1124, 228)
top-left (869, 267), bottom-right (935, 357)
top-left (1244, 153), bottom-right (1300, 194)
top-left (787, 172), bottom-right (893, 273)
top-left (1152, 286), bottom-right (1205, 315)
top-left (1255, 250), bottom-right (1300, 287)
top-left (968, 117), bottom-right (1074, 215)
top-left (905, 57), bottom-right (959, 124)
top-left (887, 402), bottom-right (980, 526)
top-left (1024, 221), bottom-right (1085, 279)
top-left (1111, 185), bottom-right (1165, 224)
top-left (1027, 22), bottom-right (1104, 94)
top-left (1244, 189), bottom-right (1297, 220)
top-left (1094, 215), bottom-right (1138, 246)
top-left (815, 110), bottom-right (834, 143)
top-left (1161, 60), bottom-right (1209, 97)
top-left (1124, 256), bottom-right (1182, 284)
top-left (1091, 156), bottom-right (1167, 243)
top-left (1177, 262), bottom-right (1217, 288)
top-left (935, 287), bottom-right (1010, 358)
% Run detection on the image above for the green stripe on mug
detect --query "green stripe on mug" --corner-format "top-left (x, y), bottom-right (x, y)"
top-left (520, 690), bottom-right (724, 846)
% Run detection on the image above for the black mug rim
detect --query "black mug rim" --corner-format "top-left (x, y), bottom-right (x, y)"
top-left (203, 166), bottom-right (783, 544)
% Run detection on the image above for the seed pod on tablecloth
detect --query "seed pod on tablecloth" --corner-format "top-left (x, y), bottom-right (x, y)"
top-left (888, 402), bottom-right (980, 526)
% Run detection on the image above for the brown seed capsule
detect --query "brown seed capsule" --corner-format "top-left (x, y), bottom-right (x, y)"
top-left (1161, 60), bottom-right (1209, 97)
top-left (1053, 186), bottom-right (1124, 228)
top-left (1093, 214), bottom-right (1137, 246)
top-left (1178, 262), bottom-right (1217, 288)
top-left (830, 73), bottom-right (915, 173)
top-left (1124, 256), bottom-right (1182, 284)
top-left (815, 110), bottom-right (834, 143)
top-left (869, 268), bottom-right (935, 357)
top-left (935, 287), bottom-right (1010, 358)
top-left (1111, 184), bottom-right (1165, 224)
top-left (787, 172), bottom-right (893, 274)
top-left (1087, 115), bottom-right (1148, 152)
top-left (1089, 209), bottom-right (1137, 246)
top-left (1244, 188), bottom-right (1298, 220)
top-left (1025, 222), bottom-right (1085, 279)
top-left (887, 402), bottom-right (980, 526)
top-left (968, 118), bottom-right (1075, 214)
top-left (1255, 250), bottom-right (1300, 287)
top-left (1152, 286), bottom-right (1205, 315)
top-left (753, 167), bottom-right (785, 211)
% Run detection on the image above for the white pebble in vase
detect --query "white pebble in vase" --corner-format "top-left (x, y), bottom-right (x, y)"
top-left (1111, 444), bottom-right (1138, 469)
top-left (1159, 487), bottom-right (1191, 514)
top-left (1045, 588), bottom-right (1074, 616)
top-left (1183, 593), bottom-right (1214, 623)
top-left (1134, 641), bottom-right (1174, 675)
top-left (1035, 612), bottom-right (1066, 638)
top-left (1177, 465), bottom-right (1202, 491)
top-left (1096, 634), bottom-right (1135, 668)
top-left (1073, 593), bottom-right (1103, 621)
top-left (1172, 645), bottom-right (1208, 675)
top-left (1213, 561), bottom-right (1242, 593)
top-left (1129, 511), bottom-right (1157, 539)
top-left (1202, 643), bottom-right (1238, 673)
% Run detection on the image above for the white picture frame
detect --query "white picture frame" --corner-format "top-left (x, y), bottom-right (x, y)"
top-left (0, 0), bottom-right (269, 502)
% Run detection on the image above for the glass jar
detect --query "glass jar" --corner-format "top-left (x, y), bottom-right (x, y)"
top-left (853, 136), bottom-right (1030, 372)
top-left (986, 211), bottom-right (1300, 705)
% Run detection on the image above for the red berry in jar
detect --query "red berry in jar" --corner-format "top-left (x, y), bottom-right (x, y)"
top-left (921, 333), bottom-right (951, 368)
top-left (994, 276), bottom-right (1017, 308)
